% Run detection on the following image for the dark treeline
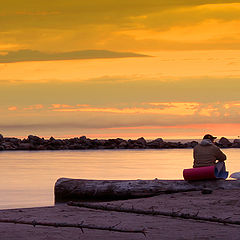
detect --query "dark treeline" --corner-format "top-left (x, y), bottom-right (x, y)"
top-left (0, 134), bottom-right (239, 151)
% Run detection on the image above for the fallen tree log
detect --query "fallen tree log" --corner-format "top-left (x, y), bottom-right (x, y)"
top-left (54, 178), bottom-right (240, 202)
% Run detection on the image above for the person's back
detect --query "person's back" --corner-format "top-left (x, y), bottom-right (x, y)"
top-left (193, 134), bottom-right (226, 168)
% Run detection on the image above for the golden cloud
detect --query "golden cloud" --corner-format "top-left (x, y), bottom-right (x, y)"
top-left (23, 104), bottom-right (44, 110)
top-left (1, 1), bottom-right (240, 52)
top-left (51, 105), bottom-right (198, 116)
top-left (8, 106), bottom-right (17, 111)
top-left (2, 100), bottom-right (240, 139)
top-left (49, 101), bottom-right (225, 118)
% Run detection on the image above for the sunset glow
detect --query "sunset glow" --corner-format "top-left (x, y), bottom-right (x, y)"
top-left (1, 0), bottom-right (240, 139)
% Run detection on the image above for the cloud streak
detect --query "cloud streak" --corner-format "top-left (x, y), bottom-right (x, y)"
top-left (0, 49), bottom-right (149, 63)
top-left (6, 100), bottom-right (240, 123)
top-left (51, 102), bottom-right (200, 116)
top-left (2, 100), bottom-right (240, 138)
top-left (23, 104), bottom-right (44, 110)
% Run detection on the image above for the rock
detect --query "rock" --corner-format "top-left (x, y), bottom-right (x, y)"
top-left (218, 137), bottom-right (232, 148)
top-left (1, 142), bottom-right (17, 150)
top-left (78, 136), bottom-right (92, 147)
top-left (136, 137), bottom-right (147, 146)
top-left (68, 138), bottom-right (80, 144)
top-left (69, 144), bottom-right (86, 150)
top-left (127, 138), bottom-right (147, 149)
top-left (96, 139), bottom-right (107, 147)
top-left (37, 145), bottom-right (47, 150)
top-left (104, 139), bottom-right (118, 149)
top-left (232, 139), bottom-right (240, 148)
top-left (49, 136), bottom-right (55, 141)
top-left (155, 138), bottom-right (164, 143)
top-left (28, 135), bottom-right (45, 145)
top-left (118, 140), bottom-right (128, 149)
top-left (77, 136), bottom-right (92, 146)
top-left (18, 142), bottom-right (42, 151)
top-left (46, 145), bottom-right (58, 150)
top-left (183, 141), bottom-right (199, 148)
top-left (190, 141), bottom-right (198, 148)
top-left (91, 139), bottom-right (108, 148)
top-left (147, 138), bottom-right (165, 148)
top-left (166, 142), bottom-right (183, 148)
top-left (49, 139), bottom-right (63, 147)
top-left (4, 137), bottom-right (20, 145)
top-left (233, 139), bottom-right (240, 144)
top-left (18, 143), bottom-right (31, 150)
top-left (127, 139), bottom-right (135, 148)
top-left (79, 136), bottom-right (87, 141)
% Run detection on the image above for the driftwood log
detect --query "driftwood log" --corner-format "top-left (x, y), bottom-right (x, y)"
top-left (54, 178), bottom-right (240, 202)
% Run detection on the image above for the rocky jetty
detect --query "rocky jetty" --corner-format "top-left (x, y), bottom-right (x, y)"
top-left (0, 134), bottom-right (239, 151)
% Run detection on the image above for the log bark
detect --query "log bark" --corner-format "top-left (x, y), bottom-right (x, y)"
top-left (54, 178), bottom-right (240, 202)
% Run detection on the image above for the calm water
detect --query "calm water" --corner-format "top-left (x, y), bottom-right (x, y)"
top-left (0, 149), bottom-right (239, 209)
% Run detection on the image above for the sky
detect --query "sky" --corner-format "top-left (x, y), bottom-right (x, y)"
top-left (1, 0), bottom-right (240, 139)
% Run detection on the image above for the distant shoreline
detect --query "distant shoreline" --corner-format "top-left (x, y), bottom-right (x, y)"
top-left (0, 134), bottom-right (239, 151)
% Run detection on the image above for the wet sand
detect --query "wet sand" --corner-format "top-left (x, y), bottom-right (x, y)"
top-left (1, 189), bottom-right (240, 240)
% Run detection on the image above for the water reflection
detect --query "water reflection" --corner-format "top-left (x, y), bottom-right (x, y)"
top-left (0, 148), bottom-right (238, 209)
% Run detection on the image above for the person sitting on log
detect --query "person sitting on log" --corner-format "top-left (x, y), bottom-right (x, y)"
top-left (193, 134), bottom-right (227, 168)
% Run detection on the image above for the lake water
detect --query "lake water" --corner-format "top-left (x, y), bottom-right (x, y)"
top-left (0, 148), bottom-right (239, 209)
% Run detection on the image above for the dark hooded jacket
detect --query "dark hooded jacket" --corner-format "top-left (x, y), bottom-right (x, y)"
top-left (193, 139), bottom-right (226, 168)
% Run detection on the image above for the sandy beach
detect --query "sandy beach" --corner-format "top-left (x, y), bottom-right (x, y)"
top-left (1, 189), bottom-right (240, 240)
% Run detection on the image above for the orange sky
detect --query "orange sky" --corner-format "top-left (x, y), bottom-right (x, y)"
top-left (1, 1), bottom-right (240, 139)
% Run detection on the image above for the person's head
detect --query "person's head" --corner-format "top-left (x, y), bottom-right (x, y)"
top-left (203, 134), bottom-right (217, 142)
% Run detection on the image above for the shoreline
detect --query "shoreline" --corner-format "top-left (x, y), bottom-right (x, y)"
top-left (1, 189), bottom-right (240, 239)
top-left (0, 134), bottom-right (239, 151)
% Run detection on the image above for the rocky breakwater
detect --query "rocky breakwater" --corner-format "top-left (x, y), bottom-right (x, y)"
top-left (0, 134), bottom-right (239, 151)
